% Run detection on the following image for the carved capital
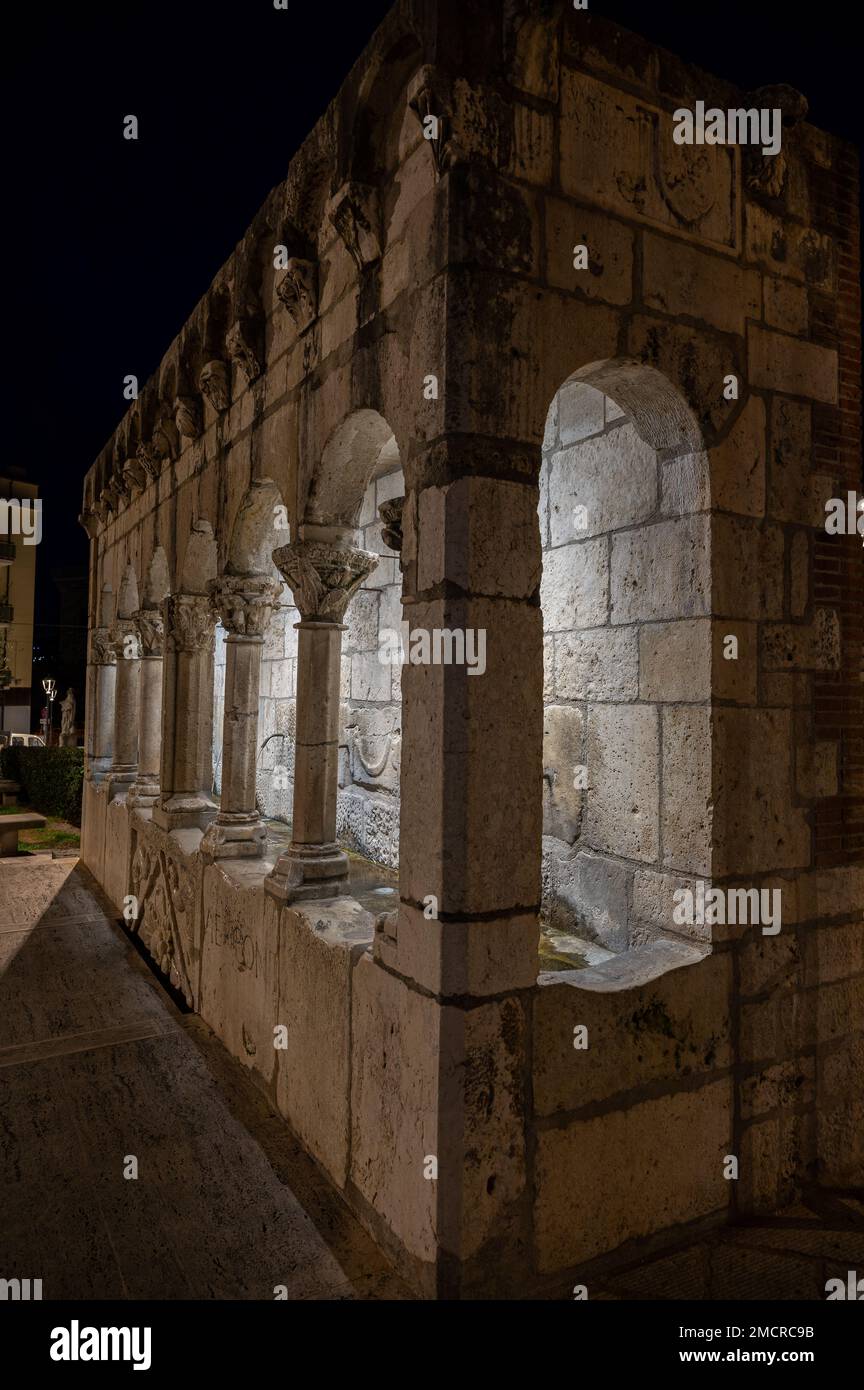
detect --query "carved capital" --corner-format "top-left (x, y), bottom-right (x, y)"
top-left (276, 258), bottom-right (318, 332)
top-left (137, 441), bottom-right (161, 482)
top-left (79, 507), bottom-right (99, 539)
top-left (123, 456), bottom-right (147, 494)
top-left (95, 492), bottom-right (113, 525)
top-left (743, 87), bottom-right (808, 200)
top-left (89, 627), bottom-right (116, 666)
top-left (208, 575), bottom-right (281, 638)
top-left (174, 394), bottom-right (203, 439)
top-left (153, 415), bottom-right (180, 462)
top-left (226, 319), bottom-right (262, 385)
top-left (327, 183), bottom-right (381, 270)
top-left (199, 359), bottom-right (231, 412)
top-left (103, 480), bottom-right (124, 513)
top-left (407, 65), bottom-right (451, 176)
top-left (163, 594), bottom-right (215, 654)
top-left (273, 540), bottom-right (378, 623)
top-left (133, 608), bottom-right (165, 658)
top-left (379, 497), bottom-right (405, 554)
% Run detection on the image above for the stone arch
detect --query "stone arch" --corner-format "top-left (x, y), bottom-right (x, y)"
top-left (143, 545), bottom-right (170, 610)
top-left (304, 408), bottom-right (398, 529)
top-left (179, 518), bottom-right (217, 595)
top-left (226, 478), bottom-right (287, 580)
top-left (215, 479), bottom-right (293, 822)
top-left (345, 29), bottom-right (424, 188)
top-left (538, 356), bottom-right (713, 984)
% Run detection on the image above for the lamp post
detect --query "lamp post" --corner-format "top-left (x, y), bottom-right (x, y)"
top-left (42, 677), bottom-right (56, 745)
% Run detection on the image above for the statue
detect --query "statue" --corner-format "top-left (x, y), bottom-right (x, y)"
top-left (60, 687), bottom-right (77, 746)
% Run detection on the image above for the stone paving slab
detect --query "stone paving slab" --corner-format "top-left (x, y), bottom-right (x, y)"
top-left (0, 857), bottom-right (408, 1300)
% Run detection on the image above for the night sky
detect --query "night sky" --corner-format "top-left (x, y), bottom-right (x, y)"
top-left (10, 0), bottom-right (860, 704)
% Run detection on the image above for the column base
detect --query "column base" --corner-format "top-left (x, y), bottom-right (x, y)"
top-left (127, 778), bottom-right (161, 809)
top-left (264, 841), bottom-right (350, 904)
top-left (200, 814), bottom-right (267, 862)
top-left (106, 766), bottom-right (137, 800)
top-left (152, 793), bottom-right (218, 832)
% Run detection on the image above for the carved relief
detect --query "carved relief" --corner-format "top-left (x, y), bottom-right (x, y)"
top-left (276, 258), bottom-right (318, 331)
top-left (153, 415), bottom-right (181, 462)
top-left (379, 497), bottom-right (405, 554)
top-left (129, 837), bottom-right (194, 1005)
top-left (122, 456), bottom-right (147, 494)
top-left (78, 507), bottom-right (99, 539)
top-left (408, 65), bottom-right (451, 176)
top-left (174, 394), bottom-right (202, 439)
top-left (656, 125), bottom-right (718, 226)
top-left (137, 441), bottom-right (161, 482)
top-left (225, 319), bottom-right (262, 385)
top-left (133, 608), bottom-right (165, 658)
top-left (102, 480), bottom-right (123, 513)
top-left (273, 540), bottom-right (378, 623)
top-left (89, 627), bottom-right (117, 666)
top-left (743, 85), bottom-right (809, 199)
top-left (163, 594), bottom-right (215, 653)
top-left (209, 575), bottom-right (281, 638)
top-left (199, 359), bottom-right (231, 412)
top-left (327, 183), bottom-right (381, 270)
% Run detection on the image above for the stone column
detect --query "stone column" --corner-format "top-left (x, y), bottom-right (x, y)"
top-left (201, 576), bottom-right (280, 860)
top-left (108, 633), bottom-right (140, 794)
top-left (152, 594), bottom-right (218, 832)
top-left (87, 627), bottom-right (116, 781)
top-left (265, 531), bottom-right (377, 902)
top-left (127, 608), bottom-right (164, 808)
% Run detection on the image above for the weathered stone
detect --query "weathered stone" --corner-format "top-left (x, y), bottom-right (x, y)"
top-left (748, 325), bottom-right (838, 404)
top-left (555, 627), bottom-right (638, 702)
top-left (762, 608), bottom-right (841, 671)
top-left (542, 704), bottom-right (584, 843)
top-left (661, 706), bottom-right (713, 877)
top-left (540, 536), bottom-right (608, 631)
top-left (583, 704), bottom-right (660, 863)
top-left (534, 1082), bottom-right (732, 1269)
top-left (547, 421), bottom-right (658, 544)
top-left (795, 741), bottom-right (839, 800)
top-left (611, 517), bottom-right (710, 623)
top-left (713, 709), bottom-right (811, 875)
top-left (710, 397), bottom-right (766, 517)
top-left (546, 198), bottom-right (633, 305)
top-left (643, 232), bottom-right (760, 334)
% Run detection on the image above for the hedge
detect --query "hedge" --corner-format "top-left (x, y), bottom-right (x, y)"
top-left (0, 746), bottom-right (85, 824)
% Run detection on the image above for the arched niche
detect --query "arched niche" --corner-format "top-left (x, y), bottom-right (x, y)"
top-left (538, 357), bottom-right (713, 986)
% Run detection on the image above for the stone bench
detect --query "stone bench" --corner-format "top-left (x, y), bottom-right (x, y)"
top-left (0, 779), bottom-right (20, 806)
top-left (0, 812), bottom-right (47, 856)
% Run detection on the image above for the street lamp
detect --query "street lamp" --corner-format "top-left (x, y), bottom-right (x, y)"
top-left (42, 677), bottom-right (56, 745)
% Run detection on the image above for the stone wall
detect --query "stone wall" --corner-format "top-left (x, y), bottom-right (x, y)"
top-left (77, 2), bottom-right (862, 1299)
top-left (540, 379), bottom-right (713, 954)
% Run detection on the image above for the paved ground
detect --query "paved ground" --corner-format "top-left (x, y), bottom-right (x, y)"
top-left (2, 854), bottom-right (861, 1302)
top-left (0, 855), bottom-right (407, 1300)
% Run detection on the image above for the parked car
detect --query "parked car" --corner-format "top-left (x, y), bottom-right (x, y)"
top-left (0, 733), bottom-right (46, 748)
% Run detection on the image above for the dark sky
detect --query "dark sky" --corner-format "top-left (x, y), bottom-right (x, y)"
top-left (10, 0), bottom-right (860, 594)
